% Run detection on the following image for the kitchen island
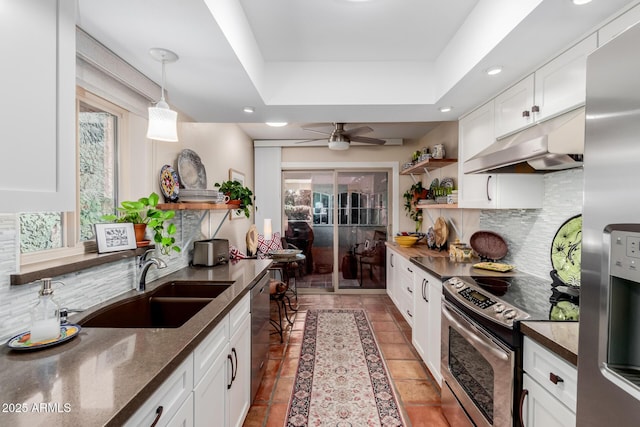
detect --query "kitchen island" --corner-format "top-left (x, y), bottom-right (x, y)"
top-left (0, 258), bottom-right (271, 426)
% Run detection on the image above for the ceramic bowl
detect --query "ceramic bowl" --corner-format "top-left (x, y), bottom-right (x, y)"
top-left (394, 236), bottom-right (419, 247)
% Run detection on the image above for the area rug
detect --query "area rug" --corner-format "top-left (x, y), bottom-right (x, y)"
top-left (285, 309), bottom-right (405, 426)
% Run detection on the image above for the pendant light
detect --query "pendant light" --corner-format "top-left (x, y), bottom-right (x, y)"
top-left (147, 48), bottom-right (179, 142)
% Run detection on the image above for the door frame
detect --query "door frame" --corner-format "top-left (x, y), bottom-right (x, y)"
top-left (282, 162), bottom-right (399, 294)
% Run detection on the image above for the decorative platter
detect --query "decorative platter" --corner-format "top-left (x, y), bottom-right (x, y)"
top-left (473, 262), bottom-right (515, 272)
top-left (440, 177), bottom-right (454, 189)
top-left (7, 324), bottom-right (81, 351)
top-left (470, 230), bottom-right (508, 261)
top-left (434, 216), bottom-right (449, 248)
top-left (159, 164), bottom-right (180, 202)
top-left (550, 214), bottom-right (582, 287)
top-left (269, 249), bottom-right (302, 261)
top-left (177, 149), bottom-right (207, 189)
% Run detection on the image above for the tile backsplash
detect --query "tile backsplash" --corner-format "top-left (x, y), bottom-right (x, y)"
top-left (0, 211), bottom-right (205, 342)
top-left (479, 168), bottom-right (583, 280)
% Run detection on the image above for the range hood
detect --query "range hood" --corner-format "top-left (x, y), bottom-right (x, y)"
top-left (464, 107), bottom-right (585, 174)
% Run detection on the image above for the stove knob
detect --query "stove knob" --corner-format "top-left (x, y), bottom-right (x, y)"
top-left (454, 282), bottom-right (465, 289)
top-left (494, 303), bottom-right (505, 313)
top-left (503, 309), bottom-right (517, 320)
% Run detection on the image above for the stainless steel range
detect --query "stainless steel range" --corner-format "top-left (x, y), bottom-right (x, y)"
top-left (441, 275), bottom-right (553, 427)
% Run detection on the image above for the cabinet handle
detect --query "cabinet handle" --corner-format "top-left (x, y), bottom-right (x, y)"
top-left (519, 389), bottom-right (528, 427)
top-left (390, 253), bottom-right (394, 268)
top-left (549, 372), bottom-right (564, 385)
top-left (423, 279), bottom-right (429, 302)
top-left (150, 406), bottom-right (163, 427)
top-left (522, 110), bottom-right (530, 118)
top-left (227, 354), bottom-right (234, 389)
top-left (407, 267), bottom-right (413, 273)
top-left (486, 175), bottom-right (492, 201)
top-left (232, 348), bottom-right (238, 382)
top-left (406, 309), bottom-right (413, 318)
top-left (531, 105), bottom-right (540, 113)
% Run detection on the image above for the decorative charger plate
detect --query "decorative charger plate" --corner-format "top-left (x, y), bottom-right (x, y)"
top-left (470, 230), bottom-right (508, 261)
top-left (7, 324), bottom-right (81, 351)
top-left (177, 149), bottom-right (207, 189)
top-left (550, 214), bottom-right (582, 287)
top-left (434, 216), bottom-right (448, 247)
top-left (159, 164), bottom-right (180, 202)
top-left (440, 177), bottom-right (454, 189)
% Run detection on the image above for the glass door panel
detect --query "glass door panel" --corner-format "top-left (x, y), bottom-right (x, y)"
top-left (337, 171), bottom-right (389, 290)
top-left (283, 171), bottom-right (334, 291)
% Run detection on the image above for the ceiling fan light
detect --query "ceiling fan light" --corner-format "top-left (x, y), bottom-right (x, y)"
top-left (328, 140), bottom-right (350, 150)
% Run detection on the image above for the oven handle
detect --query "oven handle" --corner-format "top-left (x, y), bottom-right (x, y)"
top-left (442, 301), bottom-right (511, 362)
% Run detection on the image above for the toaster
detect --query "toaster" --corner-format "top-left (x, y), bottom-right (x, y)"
top-left (192, 239), bottom-right (229, 266)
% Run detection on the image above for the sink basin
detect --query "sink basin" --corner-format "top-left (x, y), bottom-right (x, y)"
top-left (78, 281), bottom-right (233, 328)
top-left (150, 281), bottom-right (233, 299)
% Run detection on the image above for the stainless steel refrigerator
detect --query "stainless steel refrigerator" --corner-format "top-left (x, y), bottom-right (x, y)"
top-left (578, 21), bottom-right (640, 426)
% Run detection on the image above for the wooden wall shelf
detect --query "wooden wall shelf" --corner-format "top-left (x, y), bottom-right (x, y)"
top-left (400, 158), bottom-right (457, 175)
top-left (418, 203), bottom-right (458, 209)
top-left (157, 203), bottom-right (237, 210)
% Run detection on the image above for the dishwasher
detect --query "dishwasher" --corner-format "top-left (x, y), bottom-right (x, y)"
top-left (250, 272), bottom-right (270, 402)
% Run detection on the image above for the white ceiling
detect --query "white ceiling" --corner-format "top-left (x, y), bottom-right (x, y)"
top-left (76, 0), bottom-right (638, 141)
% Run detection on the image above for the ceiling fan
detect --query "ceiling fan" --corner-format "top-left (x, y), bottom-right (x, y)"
top-left (299, 123), bottom-right (386, 150)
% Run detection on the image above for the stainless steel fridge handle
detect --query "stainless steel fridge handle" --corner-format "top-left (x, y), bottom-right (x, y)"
top-left (442, 302), bottom-right (509, 362)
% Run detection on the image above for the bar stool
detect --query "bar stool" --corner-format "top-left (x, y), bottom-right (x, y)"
top-left (269, 279), bottom-right (294, 343)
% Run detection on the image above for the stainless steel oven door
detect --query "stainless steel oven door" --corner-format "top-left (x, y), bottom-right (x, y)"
top-left (441, 300), bottom-right (515, 427)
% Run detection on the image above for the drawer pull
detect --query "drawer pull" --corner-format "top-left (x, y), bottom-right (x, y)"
top-left (406, 286), bottom-right (413, 294)
top-left (406, 309), bottom-right (413, 318)
top-left (549, 372), bottom-right (564, 385)
top-left (407, 267), bottom-right (413, 273)
top-left (150, 405), bottom-right (163, 427)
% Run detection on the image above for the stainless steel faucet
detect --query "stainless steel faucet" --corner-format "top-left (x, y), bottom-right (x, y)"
top-left (138, 257), bottom-right (167, 291)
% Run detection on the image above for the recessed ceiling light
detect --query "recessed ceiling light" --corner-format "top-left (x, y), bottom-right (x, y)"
top-left (439, 106), bottom-right (453, 113)
top-left (266, 122), bottom-right (288, 127)
top-left (572, 0), bottom-right (592, 5)
top-left (243, 106), bottom-right (254, 113)
top-left (486, 66), bottom-right (503, 76)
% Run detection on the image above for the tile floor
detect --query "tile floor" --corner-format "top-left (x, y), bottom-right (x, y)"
top-left (242, 293), bottom-right (450, 427)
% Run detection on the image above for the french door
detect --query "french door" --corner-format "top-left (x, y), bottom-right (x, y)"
top-left (282, 169), bottom-right (389, 292)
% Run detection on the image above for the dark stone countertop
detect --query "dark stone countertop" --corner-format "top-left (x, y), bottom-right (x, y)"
top-left (0, 259), bottom-right (272, 426)
top-left (520, 320), bottom-right (579, 366)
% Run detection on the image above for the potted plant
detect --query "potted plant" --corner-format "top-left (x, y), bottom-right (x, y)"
top-left (214, 180), bottom-right (254, 218)
top-left (403, 181), bottom-right (427, 232)
top-left (101, 192), bottom-right (181, 255)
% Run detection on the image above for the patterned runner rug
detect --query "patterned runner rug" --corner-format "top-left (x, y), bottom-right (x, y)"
top-left (285, 309), bottom-right (404, 426)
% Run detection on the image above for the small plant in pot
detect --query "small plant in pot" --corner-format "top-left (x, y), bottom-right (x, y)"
top-left (214, 180), bottom-right (254, 218)
top-left (101, 192), bottom-right (181, 255)
top-left (403, 181), bottom-right (427, 232)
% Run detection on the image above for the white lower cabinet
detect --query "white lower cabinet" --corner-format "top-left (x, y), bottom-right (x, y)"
top-left (126, 293), bottom-right (251, 427)
top-left (395, 255), bottom-right (415, 326)
top-left (412, 267), bottom-right (442, 385)
top-left (124, 354), bottom-right (194, 427)
top-left (521, 336), bottom-right (577, 427)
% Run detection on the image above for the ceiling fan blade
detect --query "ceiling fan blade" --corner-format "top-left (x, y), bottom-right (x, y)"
top-left (294, 138), bottom-right (324, 144)
top-left (349, 136), bottom-right (386, 145)
top-left (343, 125), bottom-right (373, 137)
top-left (301, 127), bottom-right (331, 136)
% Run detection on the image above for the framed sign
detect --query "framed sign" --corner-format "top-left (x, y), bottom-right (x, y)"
top-left (94, 222), bottom-right (137, 253)
top-left (229, 168), bottom-right (246, 220)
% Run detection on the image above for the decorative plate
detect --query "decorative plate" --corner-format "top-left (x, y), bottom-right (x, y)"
top-left (440, 177), bottom-right (454, 189)
top-left (470, 230), bottom-right (508, 261)
top-left (550, 214), bottom-right (582, 287)
top-left (429, 178), bottom-right (440, 190)
top-left (159, 164), bottom-right (180, 201)
top-left (473, 262), bottom-right (515, 272)
top-left (177, 149), bottom-right (207, 189)
top-left (434, 216), bottom-right (448, 247)
top-left (7, 324), bottom-right (81, 351)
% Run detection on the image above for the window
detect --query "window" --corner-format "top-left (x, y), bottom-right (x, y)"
top-left (20, 89), bottom-right (126, 262)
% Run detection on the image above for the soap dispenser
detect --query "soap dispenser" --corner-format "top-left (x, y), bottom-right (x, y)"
top-left (29, 278), bottom-right (61, 343)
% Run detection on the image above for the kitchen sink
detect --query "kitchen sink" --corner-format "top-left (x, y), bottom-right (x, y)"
top-left (78, 281), bottom-right (233, 328)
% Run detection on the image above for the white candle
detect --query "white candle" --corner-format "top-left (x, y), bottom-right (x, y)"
top-left (264, 218), bottom-right (272, 241)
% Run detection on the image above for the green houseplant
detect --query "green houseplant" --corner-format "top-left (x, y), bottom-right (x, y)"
top-left (403, 181), bottom-right (427, 232)
top-left (101, 192), bottom-right (180, 255)
top-left (214, 180), bottom-right (254, 218)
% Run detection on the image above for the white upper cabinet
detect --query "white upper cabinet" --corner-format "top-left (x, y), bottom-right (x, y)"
top-left (458, 100), bottom-right (543, 209)
top-left (0, 1), bottom-right (76, 212)
top-left (494, 34), bottom-right (596, 139)
top-left (494, 75), bottom-right (535, 139)
top-left (533, 34), bottom-right (597, 123)
top-left (599, 4), bottom-right (640, 46)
